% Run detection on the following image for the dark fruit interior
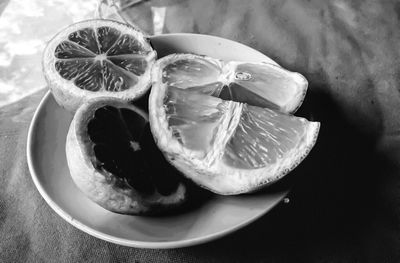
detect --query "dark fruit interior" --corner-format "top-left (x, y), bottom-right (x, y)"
top-left (87, 105), bottom-right (182, 196)
top-left (54, 26), bottom-right (151, 92)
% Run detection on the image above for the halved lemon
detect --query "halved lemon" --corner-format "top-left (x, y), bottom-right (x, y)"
top-left (149, 55), bottom-right (319, 195)
top-left (43, 19), bottom-right (156, 112)
top-left (156, 53), bottom-right (308, 113)
top-left (66, 97), bottom-right (186, 215)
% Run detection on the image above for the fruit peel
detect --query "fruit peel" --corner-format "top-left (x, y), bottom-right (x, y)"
top-left (66, 97), bottom-right (187, 215)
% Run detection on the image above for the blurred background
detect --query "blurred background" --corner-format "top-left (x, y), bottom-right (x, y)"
top-left (0, 0), bottom-right (98, 107)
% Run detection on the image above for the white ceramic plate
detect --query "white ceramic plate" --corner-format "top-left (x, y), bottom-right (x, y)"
top-left (27, 33), bottom-right (289, 249)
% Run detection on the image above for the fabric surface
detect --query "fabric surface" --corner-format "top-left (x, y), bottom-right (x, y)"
top-left (1, 0), bottom-right (400, 262)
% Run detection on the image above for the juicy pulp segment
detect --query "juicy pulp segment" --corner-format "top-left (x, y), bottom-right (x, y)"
top-left (102, 60), bottom-right (138, 91)
top-left (97, 26), bottom-right (121, 53)
top-left (159, 55), bottom-right (306, 113)
top-left (163, 85), bottom-right (315, 170)
top-left (53, 26), bottom-right (151, 92)
top-left (108, 56), bottom-right (147, 76)
top-left (164, 86), bottom-right (228, 154)
top-left (55, 59), bottom-right (93, 80)
top-left (229, 63), bottom-right (306, 111)
top-left (55, 41), bottom-right (94, 58)
top-left (219, 82), bottom-right (280, 110)
top-left (74, 60), bottom-right (104, 91)
top-left (68, 28), bottom-right (99, 54)
top-left (107, 34), bottom-right (148, 56)
top-left (186, 82), bottom-right (225, 96)
top-left (223, 104), bottom-right (308, 169)
top-left (162, 57), bottom-right (222, 89)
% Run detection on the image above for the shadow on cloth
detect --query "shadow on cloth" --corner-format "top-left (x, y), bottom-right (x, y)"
top-left (182, 87), bottom-right (400, 262)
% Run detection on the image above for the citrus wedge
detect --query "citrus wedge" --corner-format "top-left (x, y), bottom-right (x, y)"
top-left (158, 54), bottom-right (308, 113)
top-left (150, 56), bottom-right (319, 195)
top-left (43, 19), bottom-right (156, 112)
top-left (66, 97), bottom-right (186, 215)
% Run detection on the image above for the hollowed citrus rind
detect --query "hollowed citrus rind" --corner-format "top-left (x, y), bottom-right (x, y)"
top-left (66, 97), bottom-right (186, 215)
top-left (43, 19), bottom-right (156, 112)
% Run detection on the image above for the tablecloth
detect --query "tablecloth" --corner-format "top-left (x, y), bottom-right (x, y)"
top-left (1, 0), bottom-right (400, 262)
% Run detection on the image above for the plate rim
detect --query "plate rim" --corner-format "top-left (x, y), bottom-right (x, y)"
top-left (149, 33), bottom-right (279, 66)
top-left (27, 33), bottom-right (287, 249)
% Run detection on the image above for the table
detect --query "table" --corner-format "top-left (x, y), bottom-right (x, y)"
top-left (1, 0), bottom-right (400, 262)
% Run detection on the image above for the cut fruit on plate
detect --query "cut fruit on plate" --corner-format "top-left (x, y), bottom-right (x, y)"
top-left (150, 56), bottom-right (320, 195)
top-left (157, 53), bottom-right (308, 113)
top-left (66, 97), bottom-right (186, 215)
top-left (43, 19), bottom-right (156, 112)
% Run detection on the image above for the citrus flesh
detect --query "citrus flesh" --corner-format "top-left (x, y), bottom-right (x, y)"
top-left (150, 55), bottom-right (319, 195)
top-left (66, 98), bottom-right (186, 215)
top-left (222, 104), bottom-right (310, 169)
top-left (165, 86), bottom-right (228, 155)
top-left (160, 54), bottom-right (308, 113)
top-left (43, 19), bottom-right (156, 112)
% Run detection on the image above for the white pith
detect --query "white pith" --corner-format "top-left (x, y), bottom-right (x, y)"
top-left (149, 54), bottom-right (320, 195)
top-left (43, 19), bottom-right (156, 112)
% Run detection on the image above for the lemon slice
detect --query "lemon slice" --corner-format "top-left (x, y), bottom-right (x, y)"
top-left (66, 97), bottom-right (186, 215)
top-left (150, 55), bottom-right (319, 195)
top-left (43, 19), bottom-right (156, 112)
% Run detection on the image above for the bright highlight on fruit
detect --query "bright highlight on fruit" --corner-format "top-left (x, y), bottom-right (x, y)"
top-left (66, 97), bottom-right (186, 215)
top-left (43, 19), bottom-right (156, 112)
top-left (150, 54), bottom-right (320, 195)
